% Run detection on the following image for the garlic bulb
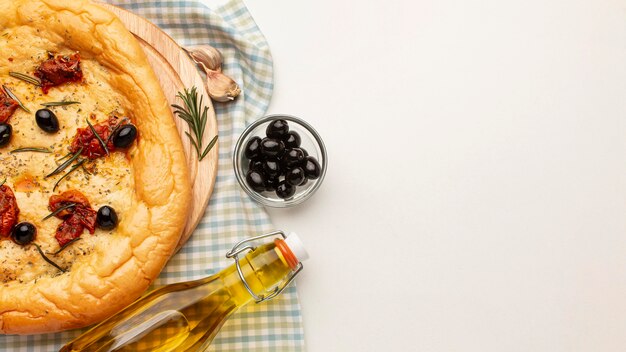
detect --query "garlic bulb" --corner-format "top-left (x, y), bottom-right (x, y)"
top-left (184, 45), bottom-right (241, 102)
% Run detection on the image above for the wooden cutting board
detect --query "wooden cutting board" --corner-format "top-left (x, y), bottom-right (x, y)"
top-left (100, 4), bottom-right (219, 249)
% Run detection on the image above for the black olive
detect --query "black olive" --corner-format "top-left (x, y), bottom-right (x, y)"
top-left (265, 175), bottom-right (281, 191)
top-left (263, 159), bottom-right (281, 178)
top-left (112, 124), bottom-right (137, 148)
top-left (35, 109), bottom-right (60, 133)
top-left (246, 169), bottom-right (266, 192)
top-left (283, 131), bottom-right (301, 148)
top-left (266, 119), bottom-right (289, 139)
top-left (97, 205), bottom-right (118, 230)
top-left (11, 222), bottom-right (36, 245)
top-left (300, 178), bottom-right (309, 186)
top-left (248, 159), bottom-right (264, 172)
top-left (281, 148), bottom-right (305, 168)
top-left (303, 156), bottom-right (322, 179)
top-left (286, 167), bottom-right (305, 186)
top-left (276, 180), bottom-right (296, 199)
top-left (0, 123), bottom-right (11, 147)
top-left (244, 136), bottom-right (262, 160)
top-left (260, 138), bottom-right (285, 158)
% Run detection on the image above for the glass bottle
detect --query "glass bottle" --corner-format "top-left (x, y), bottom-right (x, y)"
top-left (60, 231), bottom-right (307, 352)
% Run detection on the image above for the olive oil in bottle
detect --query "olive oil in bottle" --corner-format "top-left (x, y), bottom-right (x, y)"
top-left (60, 231), bottom-right (307, 352)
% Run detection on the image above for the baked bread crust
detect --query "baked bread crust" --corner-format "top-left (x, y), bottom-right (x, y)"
top-left (0, 0), bottom-right (191, 334)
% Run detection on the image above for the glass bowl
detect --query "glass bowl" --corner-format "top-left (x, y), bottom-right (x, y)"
top-left (233, 114), bottom-right (327, 208)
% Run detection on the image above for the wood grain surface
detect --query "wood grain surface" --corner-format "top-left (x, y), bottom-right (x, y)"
top-left (99, 3), bottom-right (219, 249)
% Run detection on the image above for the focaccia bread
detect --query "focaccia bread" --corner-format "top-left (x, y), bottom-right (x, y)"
top-left (0, 0), bottom-right (191, 334)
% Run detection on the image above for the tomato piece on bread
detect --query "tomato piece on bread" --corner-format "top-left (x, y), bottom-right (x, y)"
top-left (49, 190), bottom-right (97, 246)
top-left (0, 89), bottom-right (18, 123)
top-left (0, 185), bottom-right (19, 237)
top-left (35, 53), bottom-right (83, 94)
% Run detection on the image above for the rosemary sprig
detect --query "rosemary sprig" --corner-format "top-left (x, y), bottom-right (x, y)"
top-left (86, 118), bottom-right (109, 155)
top-left (2, 85), bottom-right (30, 113)
top-left (9, 71), bottom-right (41, 87)
top-left (46, 147), bottom-right (83, 178)
top-left (54, 237), bottom-right (81, 255)
top-left (0, 178), bottom-right (5, 187)
top-left (203, 135), bottom-right (218, 160)
top-left (41, 101), bottom-right (80, 107)
top-left (53, 159), bottom-right (86, 191)
top-left (172, 87), bottom-right (218, 161)
top-left (33, 243), bottom-right (66, 273)
top-left (42, 203), bottom-right (76, 221)
top-left (57, 151), bottom-right (73, 162)
top-left (10, 147), bottom-right (52, 154)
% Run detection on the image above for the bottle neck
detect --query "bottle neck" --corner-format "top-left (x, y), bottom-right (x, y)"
top-left (223, 240), bottom-right (297, 307)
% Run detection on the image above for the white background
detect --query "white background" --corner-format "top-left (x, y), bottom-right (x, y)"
top-left (218, 0), bottom-right (626, 351)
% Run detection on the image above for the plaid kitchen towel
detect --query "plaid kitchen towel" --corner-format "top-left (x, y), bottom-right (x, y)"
top-left (0, 0), bottom-right (306, 351)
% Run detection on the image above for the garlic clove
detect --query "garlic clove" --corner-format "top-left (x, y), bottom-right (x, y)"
top-left (185, 45), bottom-right (223, 72)
top-left (184, 45), bottom-right (241, 102)
top-left (205, 68), bottom-right (241, 102)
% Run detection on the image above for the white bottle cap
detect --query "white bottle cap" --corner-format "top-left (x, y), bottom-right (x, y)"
top-left (284, 232), bottom-right (309, 262)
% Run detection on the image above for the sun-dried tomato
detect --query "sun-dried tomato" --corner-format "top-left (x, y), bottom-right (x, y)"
top-left (75, 206), bottom-right (97, 234)
top-left (55, 215), bottom-right (84, 247)
top-left (0, 90), bottom-right (18, 123)
top-left (0, 185), bottom-right (19, 238)
top-left (49, 189), bottom-right (91, 216)
top-left (49, 190), bottom-right (98, 246)
top-left (34, 53), bottom-right (83, 94)
top-left (69, 116), bottom-right (121, 159)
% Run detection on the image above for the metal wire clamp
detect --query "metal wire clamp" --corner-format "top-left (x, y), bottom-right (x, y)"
top-left (225, 230), bottom-right (303, 303)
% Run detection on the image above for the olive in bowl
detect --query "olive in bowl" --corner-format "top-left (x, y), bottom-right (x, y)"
top-left (233, 114), bottom-right (327, 208)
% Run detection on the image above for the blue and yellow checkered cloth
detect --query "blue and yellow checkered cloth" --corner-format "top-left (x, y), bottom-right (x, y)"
top-left (0, 0), bottom-right (306, 350)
